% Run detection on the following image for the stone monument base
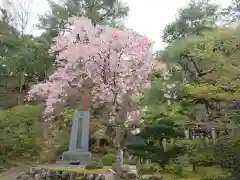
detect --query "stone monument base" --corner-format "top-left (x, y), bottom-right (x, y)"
top-left (61, 150), bottom-right (91, 165)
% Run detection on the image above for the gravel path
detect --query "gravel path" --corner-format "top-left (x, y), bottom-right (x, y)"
top-left (0, 166), bottom-right (30, 180)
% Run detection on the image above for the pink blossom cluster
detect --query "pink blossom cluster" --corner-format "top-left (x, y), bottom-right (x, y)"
top-left (28, 17), bottom-right (154, 123)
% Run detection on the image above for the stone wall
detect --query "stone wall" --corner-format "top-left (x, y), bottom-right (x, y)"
top-left (16, 167), bottom-right (114, 180)
top-left (16, 165), bottom-right (138, 180)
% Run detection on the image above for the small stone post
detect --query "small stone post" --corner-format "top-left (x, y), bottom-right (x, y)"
top-left (211, 128), bottom-right (216, 142)
top-left (162, 138), bottom-right (167, 152)
top-left (184, 129), bottom-right (189, 139)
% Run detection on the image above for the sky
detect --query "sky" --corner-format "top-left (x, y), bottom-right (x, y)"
top-left (1, 0), bottom-right (232, 50)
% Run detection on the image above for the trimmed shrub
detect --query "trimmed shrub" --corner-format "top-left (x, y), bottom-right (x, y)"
top-left (137, 164), bottom-right (160, 174)
top-left (85, 161), bottom-right (103, 170)
top-left (102, 153), bottom-right (116, 166)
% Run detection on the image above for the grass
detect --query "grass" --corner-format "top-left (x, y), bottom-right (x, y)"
top-left (160, 165), bottom-right (225, 180)
top-left (46, 166), bottom-right (112, 174)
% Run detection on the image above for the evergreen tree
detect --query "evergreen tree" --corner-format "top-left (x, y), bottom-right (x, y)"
top-left (38, 0), bottom-right (129, 38)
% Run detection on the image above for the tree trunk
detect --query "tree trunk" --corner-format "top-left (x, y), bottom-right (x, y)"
top-left (19, 71), bottom-right (25, 93)
top-left (192, 163), bottom-right (197, 172)
top-left (159, 162), bottom-right (166, 170)
top-left (115, 125), bottom-right (122, 180)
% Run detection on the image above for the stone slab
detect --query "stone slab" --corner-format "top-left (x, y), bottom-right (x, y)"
top-left (62, 150), bottom-right (91, 165)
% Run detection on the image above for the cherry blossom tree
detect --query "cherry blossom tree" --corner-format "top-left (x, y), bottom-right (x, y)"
top-left (28, 16), bottom-right (154, 178)
top-left (28, 16), bottom-right (154, 123)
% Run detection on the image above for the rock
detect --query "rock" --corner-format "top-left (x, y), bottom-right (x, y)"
top-left (33, 174), bottom-right (41, 180)
top-left (17, 172), bottom-right (27, 179)
top-left (151, 174), bottom-right (163, 180)
top-left (61, 171), bottom-right (70, 180)
top-left (40, 169), bottom-right (48, 178)
top-left (121, 164), bottom-right (138, 180)
top-left (16, 173), bottom-right (34, 180)
top-left (69, 171), bottom-right (78, 180)
top-left (86, 174), bottom-right (94, 180)
top-left (101, 172), bottom-right (115, 180)
top-left (94, 174), bottom-right (102, 180)
top-left (141, 175), bottom-right (152, 180)
top-left (16, 167), bottom-right (116, 180)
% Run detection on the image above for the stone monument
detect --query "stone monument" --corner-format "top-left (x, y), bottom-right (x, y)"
top-left (61, 85), bottom-right (92, 165)
top-left (61, 110), bottom-right (91, 165)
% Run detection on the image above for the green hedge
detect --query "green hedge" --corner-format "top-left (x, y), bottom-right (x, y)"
top-left (85, 161), bottom-right (103, 170)
top-left (0, 104), bottom-right (42, 166)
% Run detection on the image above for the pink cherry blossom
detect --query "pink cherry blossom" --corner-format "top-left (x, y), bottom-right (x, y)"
top-left (28, 16), bottom-right (155, 123)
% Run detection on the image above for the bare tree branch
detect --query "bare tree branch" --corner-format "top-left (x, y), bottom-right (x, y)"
top-left (2, 0), bottom-right (33, 36)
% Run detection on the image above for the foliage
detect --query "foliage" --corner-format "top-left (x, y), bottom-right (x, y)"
top-left (213, 135), bottom-right (240, 169)
top-left (213, 135), bottom-right (240, 179)
top-left (162, 0), bottom-right (218, 43)
top-left (101, 153), bottom-right (116, 166)
top-left (177, 139), bottom-right (216, 173)
top-left (143, 73), bottom-right (189, 128)
top-left (85, 161), bottom-right (103, 170)
top-left (1, 35), bottom-right (53, 83)
top-left (59, 107), bottom-right (75, 129)
top-left (127, 120), bottom-right (185, 170)
top-left (160, 26), bottom-right (240, 132)
top-left (0, 8), bottom-right (53, 108)
top-left (159, 0), bottom-right (240, 136)
top-left (0, 105), bottom-right (42, 166)
top-left (220, 0), bottom-right (240, 23)
top-left (142, 1), bottom-right (240, 177)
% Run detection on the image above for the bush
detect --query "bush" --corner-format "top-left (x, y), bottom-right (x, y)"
top-left (60, 107), bottom-right (74, 130)
top-left (173, 164), bottom-right (184, 178)
top-left (213, 135), bottom-right (240, 169)
top-left (85, 161), bottom-right (103, 170)
top-left (213, 135), bottom-right (240, 179)
top-left (0, 105), bottom-right (42, 166)
top-left (138, 164), bottom-right (160, 174)
top-left (102, 153), bottom-right (116, 166)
